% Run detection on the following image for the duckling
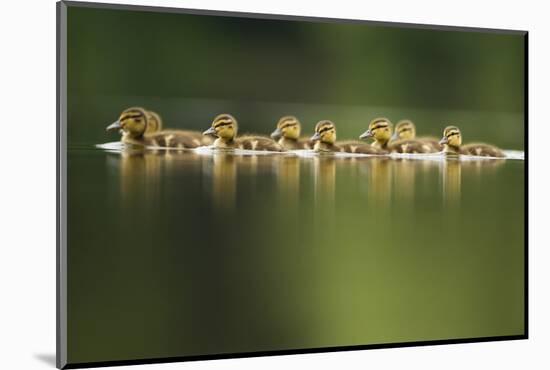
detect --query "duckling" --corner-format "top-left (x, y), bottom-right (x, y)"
top-left (106, 107), bottom-right (212, 148)
top-left (145, 110), bottom-right (163, 134)
top-left (359, 117), bottom-right (438, 154)
top-left (439, 126), bottom-right (505, 157)
top-left (391, 120), bottom-right (442, 151)
top-left (202, 113), bottom-right (284, 152)
top-left (310, 120), bottom-right (387, 154)
top-left (270, 116), bottom-right (313, 150)
top-left (359, 117), bottom-right (393, 149)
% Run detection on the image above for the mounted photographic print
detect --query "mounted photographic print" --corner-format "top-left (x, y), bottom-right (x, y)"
top-left (57, 1), bottom-right (527, 368)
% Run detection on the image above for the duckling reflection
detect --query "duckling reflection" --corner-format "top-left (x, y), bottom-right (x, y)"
top-left (274, 156), bottom-right (301, 203)
top-left (467, 157), bottom-right (506, 175)
top-left (242, 153), bottom-right (287, 178)
top-left (205, 153), bottom-right (237, 209)
top-left (392, 158), bottom-right (416, 204)
top-left (358, 157), bottom-right (393, 207)
top-left (114, 149), bottom-right (163, 204)
top-left (115, 149), bottom-right (205, 204)
top-left (313, 156), bottom-right (336, 205)
top-left (238, 155), bottom-right (260, 177)
top-left (441, 159), bottom-right (462, 207)
top-left (455, 158), bottom-right (505, 195)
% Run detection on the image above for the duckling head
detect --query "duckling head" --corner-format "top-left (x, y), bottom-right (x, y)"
top-left (392, 120), bottom-right (416, 141)
top-left (271, 116), bottom-right (301, 141)
top-left (203, 114), bottom-right (238, 141)
top-left (439, 126), bottom-right (462, 149)
top-left (310, 120), bottom-right (336, 144)
top-left (145, 110), bottom-right (163, 134)
top-left (106, 107), bottom-right (149, 139)
top-left (360, 118), bottom-right (393, 146)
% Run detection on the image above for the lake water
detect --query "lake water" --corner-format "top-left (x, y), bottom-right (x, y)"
top-left (66, 144), bottom-right (525, 363)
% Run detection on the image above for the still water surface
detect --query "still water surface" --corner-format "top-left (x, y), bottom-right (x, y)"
top-left (67, 145), bottom-right (524, 363)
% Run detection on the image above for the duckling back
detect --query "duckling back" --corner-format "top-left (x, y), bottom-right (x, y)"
top-left (143, 130), bottom-right (211, 149)
top-left (460, 143), bottom-right (505, 157)
top-left (389, 135), bottom-right (443, 152)
top-left (389, 139), bottom-right (440, 154)
top-left (337, 140), bottom-right (388, 154)
top-left (389, 120), bottom-right (442, 152)
top-left (143, 111), bottom-right (214, 146)
top-left (236, 135), bottom-right (285, 152)
top-left (417, 136), bottom-right (443, 152)
top-left (279, 137), bottom-right (313, 150)
top-left (313, 141), bottom-right (339, 152)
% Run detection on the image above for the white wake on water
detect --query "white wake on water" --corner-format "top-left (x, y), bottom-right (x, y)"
top-left (95, 142), bottom-right (524, 161)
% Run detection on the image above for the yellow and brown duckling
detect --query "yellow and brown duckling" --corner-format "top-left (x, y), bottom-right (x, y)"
top-left (360, 117), bottom-right (438, 154)
top-left (310, 120), bottom-right (387, 154)
top-left (439, 126), bottom-right (505, 157)
top-left (202, 113), bottom-right (284, 152)
top-left (391, 120), bottom-right (442, 151)
top-left (359, 117), bottom-right (393, 149)
top-left (106, 107), bottom-right (213, 148)
top-left (270, 116), bottom-right (313, 150)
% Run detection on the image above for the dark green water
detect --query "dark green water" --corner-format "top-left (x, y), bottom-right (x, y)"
top-left (67, 146), bottom-right (524, 363)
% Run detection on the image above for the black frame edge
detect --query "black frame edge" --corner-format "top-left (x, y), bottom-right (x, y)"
top-left (523, 32), bottom-right (529, 339)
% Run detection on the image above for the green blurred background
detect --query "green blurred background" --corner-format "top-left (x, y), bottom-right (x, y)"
top-left (65, 4), bottom-right (525, 366)
top-left (67, 5), bottom-right (525, 148)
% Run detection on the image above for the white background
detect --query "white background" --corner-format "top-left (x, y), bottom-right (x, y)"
top-left (0, 0), bottom-right (547, 369)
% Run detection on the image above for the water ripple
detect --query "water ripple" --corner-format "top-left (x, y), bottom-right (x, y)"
top-left (95, 142), bottom-right (524, 161)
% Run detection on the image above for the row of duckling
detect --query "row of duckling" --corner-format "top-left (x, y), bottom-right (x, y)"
top-left (106, 107), bottom-right (505, 157)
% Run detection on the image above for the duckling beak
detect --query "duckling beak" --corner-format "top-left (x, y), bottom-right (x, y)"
top-left (439, 136), bottom-right (449, 145)
top-left (359, 130), bottom-right (373, 140)
top-left (390, 132), bottom-right (399, 141)
top-left (310, 132), bottom-right (321, 141)
top-left (203, 126), bottom-right (218, 137)
top-left (270, 128), bottom-right (283, 140)
top-left (106, 120), bottom-right (121, 132)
